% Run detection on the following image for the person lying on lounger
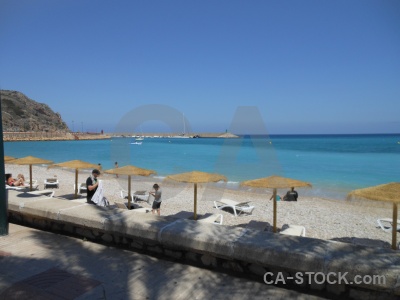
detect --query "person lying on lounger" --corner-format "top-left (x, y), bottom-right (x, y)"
top-left (5, 173), bottom-right (25, 187)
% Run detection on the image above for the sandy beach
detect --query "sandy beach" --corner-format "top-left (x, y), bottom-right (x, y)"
top-left (5, 164), bottom-right (396, 250)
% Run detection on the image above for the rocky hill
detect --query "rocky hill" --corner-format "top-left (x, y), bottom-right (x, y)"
top-left (1, 90), bottom-right (69, 132)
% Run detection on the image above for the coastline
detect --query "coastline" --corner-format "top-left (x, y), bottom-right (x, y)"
top-left (2, 132), bottom-right (241, 142)
top-left (4, 131), bottom-right (398, 142)
top-left (5, 164), bottom-right (395, 250)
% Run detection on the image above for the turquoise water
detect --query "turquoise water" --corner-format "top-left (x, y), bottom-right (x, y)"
top-left (4, 134), bottom-right (400, 200)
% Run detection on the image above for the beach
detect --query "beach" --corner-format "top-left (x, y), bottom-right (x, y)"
top-left (5, 164), bottom-right (395, 250)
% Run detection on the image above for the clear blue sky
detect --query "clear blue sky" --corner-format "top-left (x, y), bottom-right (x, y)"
top-left (0, 0), bottom-right (399, 134)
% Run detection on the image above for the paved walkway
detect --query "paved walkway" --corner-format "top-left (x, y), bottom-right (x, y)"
top-left (0, 224), bottom-right (327, 300)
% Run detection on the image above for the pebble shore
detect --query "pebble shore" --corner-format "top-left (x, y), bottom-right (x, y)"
top-left (5, 164), bottom-right (396, 250)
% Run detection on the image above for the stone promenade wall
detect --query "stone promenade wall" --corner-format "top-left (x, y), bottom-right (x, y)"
top-left (6, 190), bottom-right (400, 300)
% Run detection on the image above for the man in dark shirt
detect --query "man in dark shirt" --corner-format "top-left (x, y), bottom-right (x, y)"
top-left (283, 187), bottom-right (298, 201)
top-left (86, 169), bottom-right (100, 204)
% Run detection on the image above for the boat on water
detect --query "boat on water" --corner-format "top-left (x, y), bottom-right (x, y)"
top-left (134, 125), bottom-right (145, 141)
top-left (130, 141), bottom-right (142, 145)
top-left (171, 133), bottom-right (191, 138)
top-left (170, 113), bottom-right (191, 138)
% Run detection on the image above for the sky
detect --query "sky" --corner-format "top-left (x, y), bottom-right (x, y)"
top-left (0, 0), bottom-right (399, 134)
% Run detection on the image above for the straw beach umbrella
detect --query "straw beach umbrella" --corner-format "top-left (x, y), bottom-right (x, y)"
top-left (165, 171), bottom-right (227, 220)
top-left (4, 156), bottom-right (16, 162)
top-left (104, 165), bottom-right (156, 209)
top-left (348, 182), bottom-right (400, 250)
top-left (49, 160), bottom-right (99, 198)
top-left (8, 156), bottom-right (53, 191)
top-left (241, 175), bottom-right (312, 233)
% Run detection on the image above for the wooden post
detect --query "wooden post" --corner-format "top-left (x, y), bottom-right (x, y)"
top-left (74, 169), bottom-right (78, 199)
top-left (29, 164), bottom-right (33, 191)
top-left (392, 202), bottom-right (398, 250)
top-left (127, 175), bottom-right (132, 209)
top-left (194, 183), bottom-right (197, 220)
top-left (273, 188), bottom-right (277, 233)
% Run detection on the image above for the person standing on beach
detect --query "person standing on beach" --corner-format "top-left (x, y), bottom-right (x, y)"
top-left (86, 169), bottom-right (100, 204)
top-left (150, 183), bottom-right (162, 216)
top-left (114, 162), bottom-right (119, 178)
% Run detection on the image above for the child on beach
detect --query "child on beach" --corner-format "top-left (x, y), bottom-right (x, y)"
top-left (149, 183), bottom-right (162, 216)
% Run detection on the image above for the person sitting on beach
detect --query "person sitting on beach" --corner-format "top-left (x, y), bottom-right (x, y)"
top-left (283, 187), bottom-right (298, 201)
top-left (5, 173), bottom-right (25, 186)
top-left (149, 183), bottom-right (162, 216)
top-left (86, 169), bottom-right (100, 205)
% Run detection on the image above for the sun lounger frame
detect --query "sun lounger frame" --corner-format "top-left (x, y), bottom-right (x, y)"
top-left (214, 198), bottom-right (255, 217)
top-left (377, 218), bottom-right (400, 232)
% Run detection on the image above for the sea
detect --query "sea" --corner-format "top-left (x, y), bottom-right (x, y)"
top-left (4, 134), bottom-right (400, 200)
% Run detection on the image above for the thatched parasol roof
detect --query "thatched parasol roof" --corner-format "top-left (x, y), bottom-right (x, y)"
top-left (8, 155), bottom-right (53, 165)
top-left (49, 160), bottom-right (99, 170)
top-left (4, 155), bottom-right (16, 162)
top-left (166, 171), bottom-right (227, 184)
top-left (241, 175), bottom-right (312, 189)
top-left (347, 182), bottom-right (400, 203)
top-left (104, 165), bottom-right (156, 177)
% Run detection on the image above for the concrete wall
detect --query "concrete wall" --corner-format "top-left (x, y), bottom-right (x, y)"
top-left (6, 190), bottom-right (400, 299)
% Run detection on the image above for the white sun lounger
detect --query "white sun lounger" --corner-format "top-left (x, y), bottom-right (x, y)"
top-left (12, 189), bottom-right (55, 198)
top-left (73, 183), bottom-right (87, 194)
top-left (198, 214), bottom-right (223, 225)
top-left (44, 178), bottom-right (59, 189)
top-left (28, 189), bottom-right (55, 198)
top-left (26, 179), bottom-right (39, 190)
top-left (120, 190), bottom-right (150, 203)
top-left (377, 218), bottom-right (400, 232)
top-left (280, 225), bottom-right (306, 237)
top-left (214, 198), bottom-right (255, 217)
top-left (6, 184), bottom-right (39, 191)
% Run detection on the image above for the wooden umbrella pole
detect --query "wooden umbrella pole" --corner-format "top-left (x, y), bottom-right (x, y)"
top-left (273, 188), bottom-right (277, 233)
top-left (74, 169), bottom-right (79, 199)
top-left (194, 183), bottom-right (197, 220)
top-left (29, 165), bottom-right (33, 191)
top-left (128, 175), bottom-right (132, 209)
top-left (392, 202), bottom-right (398, 250)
